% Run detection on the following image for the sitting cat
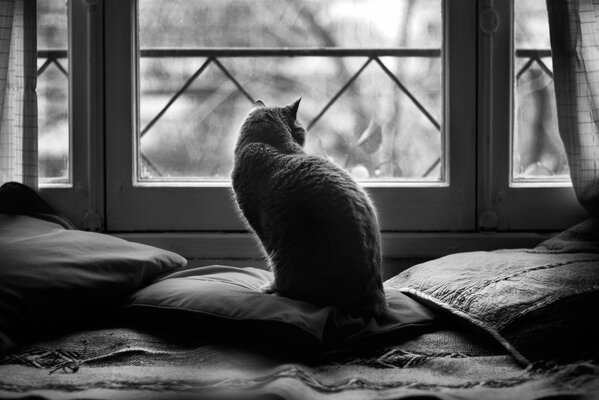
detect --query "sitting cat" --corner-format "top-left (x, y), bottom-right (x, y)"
top-left (231, 98), bottom-right (386, 317)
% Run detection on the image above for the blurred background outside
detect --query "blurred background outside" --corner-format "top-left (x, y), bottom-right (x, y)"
top-left (37, 0), bottom-right (68, 183)
top-left (137, 0), bottom-right (443, 182)
top-left (513, 0), bottom-right (569, 183)
top-left (37, 0), bottom-right (567, 184)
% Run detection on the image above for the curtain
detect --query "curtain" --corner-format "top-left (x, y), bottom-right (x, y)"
top-left (0, 0), bottom-right (36, 188)
top-left (547, 0), bottom-right (599, 215)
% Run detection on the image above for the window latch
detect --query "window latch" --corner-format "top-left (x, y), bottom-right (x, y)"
top-left (480, 8), bottom-right (500, 35)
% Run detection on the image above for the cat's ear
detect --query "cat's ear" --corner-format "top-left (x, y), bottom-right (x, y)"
top-left (253, 100), bottom-right (265, 108)
top-left (284, 97), bottom-right (301, 120)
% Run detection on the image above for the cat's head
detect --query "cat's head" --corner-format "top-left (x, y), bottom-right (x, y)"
top-left (237, 98), bottom-right (306, 151)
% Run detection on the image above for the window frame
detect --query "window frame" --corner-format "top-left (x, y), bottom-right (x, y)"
top-left (37, 0), bottom-right (590, 248)
top-left (477, 0), bottom-right (588, 231)
top-left (103, 0), bottom-right (477, 232)
top-left (39, 0), bottom-right (105, 230)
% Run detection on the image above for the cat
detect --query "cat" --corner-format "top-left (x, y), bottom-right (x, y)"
top-left (231, 98), bottom-right (386, 317)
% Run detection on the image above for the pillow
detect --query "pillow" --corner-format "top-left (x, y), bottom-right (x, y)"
top-left (386, 246), bottom-right (599, 364)
top-left (0, 214), bottom-right (187, 355)
top-left (535, 217), bottom-right (599, 254)
top-left (0, 181), bottom-right (77, 229)
top-left (126, 265), bottom-right (437, 357)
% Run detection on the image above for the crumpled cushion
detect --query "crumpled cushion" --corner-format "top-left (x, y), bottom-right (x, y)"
top-left (126, 266), bottom-right (437, 357)
top-left (0, 215), bottom-right (187, 355)
top-left (386, 220), bottom-right (599, 364)
top-left (535, 217), bottom-right (599, 254)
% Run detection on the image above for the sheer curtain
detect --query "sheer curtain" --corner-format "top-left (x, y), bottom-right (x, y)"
top-left (0, 0), bottom-right (37, 188)
top-left (547, 0), bottom-right (599, 216)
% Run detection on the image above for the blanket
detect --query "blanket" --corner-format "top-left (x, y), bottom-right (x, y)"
top-left (1, 326), bottom-right (598, 400)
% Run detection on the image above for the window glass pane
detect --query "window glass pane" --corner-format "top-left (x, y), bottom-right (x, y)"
top-left (513, 1), bottom-right (569, 184)
top-left (138, 0), bottom-right (443, 183)
top-left (37, 0), bottom-right (69, 184)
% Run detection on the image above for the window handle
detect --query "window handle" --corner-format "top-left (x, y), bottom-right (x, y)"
top-left (480, 8), bottom-right (500, 35)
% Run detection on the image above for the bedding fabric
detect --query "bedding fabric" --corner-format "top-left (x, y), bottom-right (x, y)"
top-left (0, 214), bottom-right (187, 355)
top-left (1, 326), bottom-right (598, 400)
top-left (126, 265), bottom-right (437, 357)
top-left (386, 217), bottom-right (599, 364)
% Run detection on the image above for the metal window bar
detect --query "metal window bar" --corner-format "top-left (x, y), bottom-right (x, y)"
top-left (515, 49), bottom-right (554, 81)
top-left (136, 47), bottom-right (443, 178)
top-left (37, 48), bottom-right (554, 179)
top-left (37, 49), bottom-right (68, 77)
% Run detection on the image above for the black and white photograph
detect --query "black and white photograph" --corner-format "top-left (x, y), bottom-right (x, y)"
top-left (1, 0), bottom-right (599, 399)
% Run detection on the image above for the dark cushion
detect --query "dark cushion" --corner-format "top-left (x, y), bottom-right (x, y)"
top-left (126, 265), bottom-right (437, 357)
top-left (386, 231), bottom-right (599, 364)
top-left (0, 181), bottom-right (77, 229)
top-left (0, 214), bottom-right (187, 355)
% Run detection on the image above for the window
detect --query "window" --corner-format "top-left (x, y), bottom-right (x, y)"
top-left (37, 0), bottom-right (69, 185)
top-left (137, 1), bottom-right (444, 183)
top-left (477, 0), bottom-right (587, 231)
top-left (39, 0), bottom-right (587, 255)
top-left (104, 0), bottom-right (476, 232)
top-left (38, 0), bottom-right (103, 228)
top-left (513, 0), bottom-right (568, 184)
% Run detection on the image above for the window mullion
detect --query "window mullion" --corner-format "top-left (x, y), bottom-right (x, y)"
top-left (478, 0), bottom-right (588, 231)
top-left (40, 0), bottom-right (104, 230)
top-left (477, 0), bottom-right (510, 231)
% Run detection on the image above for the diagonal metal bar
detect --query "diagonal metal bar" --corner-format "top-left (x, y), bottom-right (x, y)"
top-left (52, 59), bottom-right (68, 77)
top-left (422, 158), bottom-right (441, 178)
top-left (516, 57), bottom-right (535, 80)
top-left (376, 57), bottom-right (442, 178)
top-left (141, 153), bottom-right (164, 177)
top-left (422, 53), bottom-right (551, 179)
top-left (534, 57), bottom-right (554, 80)
top-left (37, 57), bottom-right (53, 76)
top-left (307, 57), bottom-right (373, 131)
top-left (374, 57), bottom-right (441, 131)
top-left (211, 58), bottom-right (255, 104)
top-left (140, 57), bottom-right (214, 137)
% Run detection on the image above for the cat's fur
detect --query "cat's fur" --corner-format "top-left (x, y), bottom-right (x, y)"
top-left (231, 98), bottom-right (386, 317)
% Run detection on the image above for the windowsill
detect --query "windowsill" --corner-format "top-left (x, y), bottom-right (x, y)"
top-left (113, 230), bottom-right (553, 260)
top-left (39, 182), bottom-right (72, 189)
top-left (112, 230), bottom-right (554, 280)
top-left (130, 181), bottom-right (451, 188)
top-left (182, 257), bottom-right (429, 282)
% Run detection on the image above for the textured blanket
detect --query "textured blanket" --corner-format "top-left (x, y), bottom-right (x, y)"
top-left (1, 326), bottom-right (598, 400)
top-left (386, 217), bottom-right (599, 364)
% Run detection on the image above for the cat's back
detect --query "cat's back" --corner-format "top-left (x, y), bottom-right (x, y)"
top-left (235, 143), bottom-right (372, 214)
top-left (260, 150), bottom-right (380, 256)
top-left (275, 152), bottom-right (374, 216)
